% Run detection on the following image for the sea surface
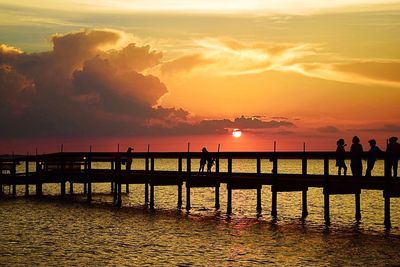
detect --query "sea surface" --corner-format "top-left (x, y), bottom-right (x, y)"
top-left (1, 159), bottom-right (400, 266)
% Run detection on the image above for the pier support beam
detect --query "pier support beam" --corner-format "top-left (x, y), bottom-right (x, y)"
top-left (384, 195), bottom-right (391, 228)
top-left (186, 185), bottom-right (191, 211)
top-left (177, 183), bottom-right (182, 209)
top-left (69, 182), bottom-right (73, 195)
top-left (126, 184), bottom-right (129, 194)
top-left (257, 187), bottom-right (262, 214)
top-left (227, 187), bottom-right (232, 215)
top-left (271, 191), bottom-right (277, 218)
top-left (215, 185), bottom-right (220, 209)
top-left (355, 193), bottom-right (361, 221)
top-left (150, 184), bottom-right (155, 210)
top-left (302, 190), bottom-right (308, 218)
top-left (83, 183), bottom-right (87, 195)
top-left (324, 193), bottom-right (330, 225)
top-left (111, 182), bottom-right (114, 193)
top-left (0, 183), bottom-right (3, 197)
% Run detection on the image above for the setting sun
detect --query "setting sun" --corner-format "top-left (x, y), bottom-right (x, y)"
top-left (232, 129), bottom-right (242, 138)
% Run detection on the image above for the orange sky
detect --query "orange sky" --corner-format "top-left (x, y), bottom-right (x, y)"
top-left (0, 1), bottom-right (399, 153)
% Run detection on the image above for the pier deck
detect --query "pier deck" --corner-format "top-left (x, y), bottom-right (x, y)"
top-left (1, 151), bottom-right (399, 228)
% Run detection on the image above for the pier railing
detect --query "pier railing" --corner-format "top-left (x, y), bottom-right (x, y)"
top-left (1, 151), bottom-right (398, 228)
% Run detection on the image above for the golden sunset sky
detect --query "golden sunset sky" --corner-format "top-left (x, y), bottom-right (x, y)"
top-left (0, 0), bottom-right (399, 152)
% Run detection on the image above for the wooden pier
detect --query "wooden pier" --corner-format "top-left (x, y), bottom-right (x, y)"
top-left (1, 151), bottom-right (399, 228)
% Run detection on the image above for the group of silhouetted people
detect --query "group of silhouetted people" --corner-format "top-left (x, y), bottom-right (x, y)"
top-left (199, 147), bottom-right (215, 173)
top-left (336, 136), bottom-right (400, 177)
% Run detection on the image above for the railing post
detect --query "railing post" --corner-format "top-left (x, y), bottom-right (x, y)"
top-left (60, 154), bottom-right (66, 198)
top-left (116, 155), bottom-right (122, 207)
top-left (323, 157), bottom-right (330, 225)
top-left (177, 156), bottom-right (183, 209)
top-left (12, 157), bottom-right (16, 197)
top-left (271, 154), bottom-right (278, 218)
top-left (186, 154), bottom-right (191, 211)
top-left (256, 156), bottom-right (261, 175)
top-left (302, 156), bottom-right (308, 218)
top-left (228, 156), bottom-right (232, 175)
top-left (25, 156), bottom-right (29, 196)
top-left (144, 155), bottom-right (149, 205)
top-left (87, 155), bottom-right (92, 203)
top-left (35, 157), bottom-right (42, 196)
top-left (384, 155), bottom-right (391, 228)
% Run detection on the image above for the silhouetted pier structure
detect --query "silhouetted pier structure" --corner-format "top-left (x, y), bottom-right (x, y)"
top-left (1, 151), bottom-right (399, 228)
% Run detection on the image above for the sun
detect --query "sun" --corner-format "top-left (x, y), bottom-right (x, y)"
top-left (232, 129), bottom-right (242, 138)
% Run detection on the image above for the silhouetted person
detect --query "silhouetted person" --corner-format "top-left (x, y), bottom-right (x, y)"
top-left (350, 136), bottom-right (363, 177)
top-left (126, 147), bottom-right (134, 171)
top-left (207, 155), bottom-right (215, 172)
top-left (365, 139), bottom-right (381, 177)
top-left (386, 136), bottom-right (400, 178)
top-left (199, 147), bottom-right (208, 173)
top-left (336, 138), bottom-right (347, 176)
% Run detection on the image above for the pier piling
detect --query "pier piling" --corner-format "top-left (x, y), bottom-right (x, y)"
top-left (177, 183), bottom-right (182, 209)
top-left (227, 186), bottom-right (232, 215)
top-left (186, 185), bottom-right (191, 211)
top-left (302, 190), bottom-right (308, 218)
top-left (384, 195), bottom-right (391, 228)
top-left (271, 190), bottom-right (277, 218)
top-left (150, 184), bottom-right (155, 210)
top-left (355, 193), bottom-right (361, 221)
top-left (215, 185), bottom-right (220, 209)
top-left (257, 187), bottom-right (262, 214)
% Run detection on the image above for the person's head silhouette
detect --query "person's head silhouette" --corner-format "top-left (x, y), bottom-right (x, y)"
top-left (368, 139), bottom-right (376, 147)
top-left (389, 136), bottom-right (398, 144)
top-left (352, 136), bottom-right (360, 144)
top-left (337, 139), bottom-right (345, 146)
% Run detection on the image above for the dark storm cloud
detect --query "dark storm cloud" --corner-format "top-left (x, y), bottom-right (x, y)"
top-left (0, 29), bottom-right (295, 138)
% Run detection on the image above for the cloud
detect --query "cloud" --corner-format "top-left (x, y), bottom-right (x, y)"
top-left (160, 54), bottom-right (215, 74)
top-left (0, 29), bottom-right (184, 137)
top-left (358, 124), bottom-right (400, 132)
top-left (333, 61), bottom-right (400, 83)
top-left (316, 125), bottom-right (340, 133)
top-left (0, 29), bottom-right (296, 138)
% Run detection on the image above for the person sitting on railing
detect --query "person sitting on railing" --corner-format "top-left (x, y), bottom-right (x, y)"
top-left (386, 137), bottom-right (400, 178)
top-left (336, 138), bottom-right (347, 176)
top-left (350, 136), bottom-right (363, 177)
top-left (365, 139), bottom-right (382, 177)
top-left (199, 147), bottom-right (208, 173)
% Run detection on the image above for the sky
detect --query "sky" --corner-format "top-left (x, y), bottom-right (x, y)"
top-left (0, 0), bottom-right (399, 153)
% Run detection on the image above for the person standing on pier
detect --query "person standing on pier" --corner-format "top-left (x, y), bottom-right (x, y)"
top-left (206, 155), bottom-right (215, 172)
top-left (350, 136), bottom-right (363, 177)
top-left (365, 139), bottom-right (382, 177)
top-left (386, 137), bottom-right (400, 177)
top-left (199, 147), bottom-right (208, 173)
top-left (126, 147), bottom-right (134, 171)
top-left (336, 138), bottom-right (347, 176)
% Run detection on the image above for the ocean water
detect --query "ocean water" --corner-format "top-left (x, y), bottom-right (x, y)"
top-left (1, 159), bottom-right (400, 266)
